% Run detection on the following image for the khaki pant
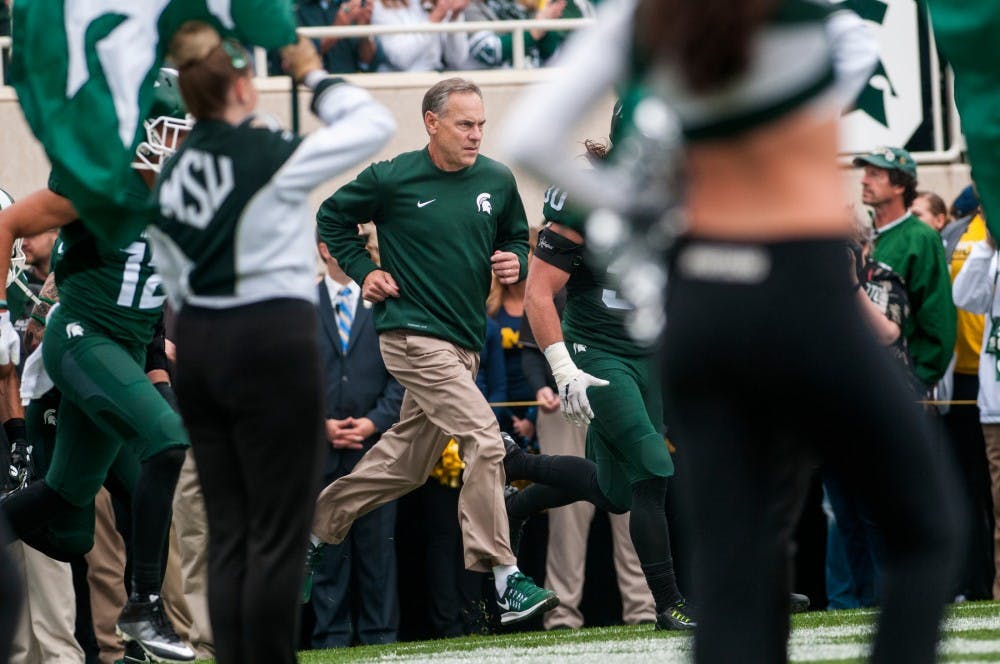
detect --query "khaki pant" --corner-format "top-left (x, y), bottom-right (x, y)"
top-left (981, 423), bottom-right (1000, 599)
top-left (9, 542), bottom-right (83, 664)
top-left (536, 409), bottom-right (655, 628)
top-left (314, 331), bottom-right (515, 571)
top-left (86, 488), bottom-right (127, 664)
top-left (170, 449), bottom-right (214, 658)
top-left (162, 528), bottom-right (193, 645)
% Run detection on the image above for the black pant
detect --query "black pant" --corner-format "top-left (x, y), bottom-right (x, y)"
top-left (664, 238), bottom-right (962, 664)
top-left (175, 299), bottom-right (325, 664)
top-left (311, 466), bottom-right (398, 648)
top-left (942, 372), bottom-right (996, 599)
top-left (0, 516), bottom-right (22, 664)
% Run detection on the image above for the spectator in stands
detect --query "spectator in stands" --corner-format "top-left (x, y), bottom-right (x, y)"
top-left (309, 0), bottom-right (384, 72)
top-left (938, 185), bottom-right (995, 601)
top-left (911, 184), bottom-right (994, 601)
top-left (952, 231), bottom-right (1000, 601)
top-left (464, 0), bottom-right (567, 69)
top-left (945, 186), bottom-right (984, 260)
top-left (912, 190), bottom-right (949, 232)
top-left (268, 0), bottom-right (383, 74)
top-left (534, 0), bottom-right (596, 63)
top-left (486, 277), bottom-right (534, 440)
top-left (371, 0), bottom-right (470, 72)
top-left (478, 315), bottom-right (508, 419)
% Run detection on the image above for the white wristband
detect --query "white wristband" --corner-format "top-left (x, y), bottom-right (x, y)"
top-left (543, 341), bottom-right (580, 387)
top-left (304, 69), bottom-right (328, 90)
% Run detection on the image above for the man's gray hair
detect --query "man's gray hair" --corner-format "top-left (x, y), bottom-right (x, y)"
top-left (422, 78), bottom-right (483, 117)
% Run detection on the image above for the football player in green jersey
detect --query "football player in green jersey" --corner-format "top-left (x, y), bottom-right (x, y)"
top-left (2, 212), bottom-right (63, 493)
top-left (500, 138), bottom-right (692, 630)
top-left (0, 188), bottom-right (23, 664)
top-left (0, 188), bottom-right (34, 493)
top-left (0, 69), bottom-right (196, 663)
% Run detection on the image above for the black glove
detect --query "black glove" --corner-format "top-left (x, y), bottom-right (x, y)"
top-left (7, 440), bottom-right (35, 492)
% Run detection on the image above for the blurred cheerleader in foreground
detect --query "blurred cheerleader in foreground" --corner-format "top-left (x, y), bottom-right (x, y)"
top-left (503, 1), bottom-right (963, 662)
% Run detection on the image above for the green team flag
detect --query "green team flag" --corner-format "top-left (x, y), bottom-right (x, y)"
top-left (925, 1), bottom-right (1000, 236)
top-left (9, 0), bottom-right (296, 247)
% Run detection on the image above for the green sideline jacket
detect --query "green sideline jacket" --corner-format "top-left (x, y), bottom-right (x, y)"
top-left (318, 148), bottom-right (529, 351)
top-left (873, 213), bottom-right (957, 388)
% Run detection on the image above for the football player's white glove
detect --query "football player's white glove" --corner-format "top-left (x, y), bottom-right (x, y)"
top-left (543, 341), bottom-right (609, 426)
top-left (0, 310), bottom-right (20, 367)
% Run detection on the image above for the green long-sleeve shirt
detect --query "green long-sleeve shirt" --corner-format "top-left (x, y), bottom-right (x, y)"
top-left (873, 213), bottom-right (957, 387)
top-left (317, 148), bottom-right (529, 351)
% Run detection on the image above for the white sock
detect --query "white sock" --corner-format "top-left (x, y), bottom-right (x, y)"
top-left (493, 564), bottom-right (519, 596)
top-left (309, 533), bottom-right (321, 547)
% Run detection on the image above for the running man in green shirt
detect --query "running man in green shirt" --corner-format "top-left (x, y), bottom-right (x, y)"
top-left (314, 77), bottom-right (559, 626)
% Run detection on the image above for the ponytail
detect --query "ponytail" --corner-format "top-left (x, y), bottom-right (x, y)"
top-left (169, 21), bottom-right (251, 120)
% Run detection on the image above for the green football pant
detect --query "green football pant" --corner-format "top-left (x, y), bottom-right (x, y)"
top-left (21, 389), bottom-right (140, 556)
top-left (568, 343), bottom-right (673, 511)
top-left (42, 306), bottom-right (188, 509)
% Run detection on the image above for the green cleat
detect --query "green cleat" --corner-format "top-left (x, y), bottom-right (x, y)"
top-left (497, 571), bottom-right (559, 625)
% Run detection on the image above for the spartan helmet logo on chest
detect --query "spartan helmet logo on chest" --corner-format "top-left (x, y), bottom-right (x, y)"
top-left (476, 193), bottom-right (492, 215)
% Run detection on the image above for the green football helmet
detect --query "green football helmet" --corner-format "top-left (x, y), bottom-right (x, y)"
top-left (0, 189), bottom-right (27, 290)
top-left (134, 68), bottom-right (194, 173)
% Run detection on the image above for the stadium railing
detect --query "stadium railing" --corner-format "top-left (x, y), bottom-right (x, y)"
top-left (0, 18), bottom-right (595, 87)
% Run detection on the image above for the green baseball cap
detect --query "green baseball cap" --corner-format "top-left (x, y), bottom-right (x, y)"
top-left (853, 147), bottom-right (917, 178)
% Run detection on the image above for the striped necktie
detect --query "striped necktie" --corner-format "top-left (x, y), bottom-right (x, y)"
top-left (335, 286), bottom-right (353, 353)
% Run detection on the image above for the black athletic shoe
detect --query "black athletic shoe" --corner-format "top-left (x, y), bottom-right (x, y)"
top-left (501, 432), bottom-right (524, 480)
top-left (790, 592), bottom-right (810, 614)
top-left (116, 594), bottom-right (194, 663)
top-left (655, 599), bottom-right (697, 631)
top-left (114, 641), bottom-right (152, 663)
top-left (504, 485), bottom-right (526, 557)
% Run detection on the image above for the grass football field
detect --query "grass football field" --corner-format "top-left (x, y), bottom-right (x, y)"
top-left (205, 600), bottom-right (1000, 663)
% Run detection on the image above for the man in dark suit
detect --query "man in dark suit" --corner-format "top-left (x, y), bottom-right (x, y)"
top-left (311, 236), bottom-right (404, 648)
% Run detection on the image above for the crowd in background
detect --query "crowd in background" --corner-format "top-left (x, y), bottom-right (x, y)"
top-left (260, 0), bottom-right (597, 74)
top-left (2, 0), bottom-right (595, 80)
